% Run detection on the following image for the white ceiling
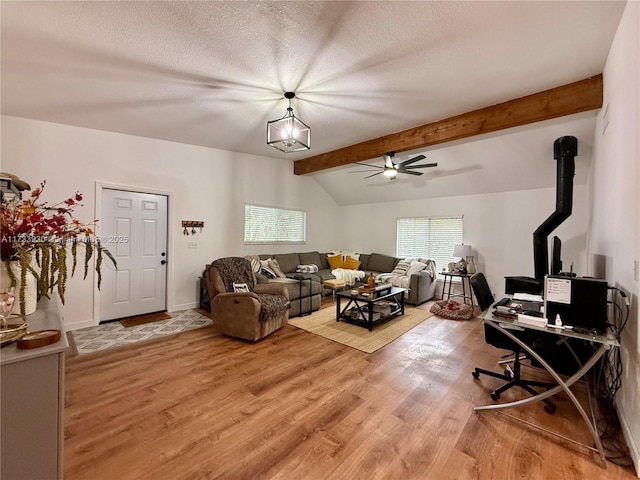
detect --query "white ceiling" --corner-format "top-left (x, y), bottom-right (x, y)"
top-left (1, 1), bottom-right (626, 205)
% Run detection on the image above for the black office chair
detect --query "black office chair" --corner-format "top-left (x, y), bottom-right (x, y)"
top-left (470, 273), bottom-right (556, 414)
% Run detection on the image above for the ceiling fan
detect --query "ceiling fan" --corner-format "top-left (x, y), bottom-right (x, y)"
top-left (349, 152), bottom-right (437, 180)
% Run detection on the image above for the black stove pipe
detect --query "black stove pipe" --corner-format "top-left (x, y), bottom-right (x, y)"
top-left (533, 136), bottom-right (577, 280)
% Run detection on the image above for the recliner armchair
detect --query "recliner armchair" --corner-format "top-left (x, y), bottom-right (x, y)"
top-left (204, 257), bottom-right (290, 341)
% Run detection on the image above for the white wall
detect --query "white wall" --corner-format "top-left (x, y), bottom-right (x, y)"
top-left (590, 1), bottom-right (640, 473)
top-left (1, 116), bottom-right (340, 329)
top-left (339, 185), bottom-right (589, 299)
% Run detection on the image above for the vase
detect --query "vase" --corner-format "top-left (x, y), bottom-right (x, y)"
top-left (0, 261), bottom-right (37, 316)
top-left (466, 256), bottom-right (476, 274)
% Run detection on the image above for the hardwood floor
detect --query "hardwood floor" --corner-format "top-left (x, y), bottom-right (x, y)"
top-left (64, 301), bottom-right (636, 479)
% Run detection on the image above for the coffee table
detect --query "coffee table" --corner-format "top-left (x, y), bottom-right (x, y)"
top-left (336, 286), bottom-right (406, 331)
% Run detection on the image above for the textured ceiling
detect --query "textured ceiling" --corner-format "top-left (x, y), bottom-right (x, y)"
top-left (0, 1), bottom-right (626, 204)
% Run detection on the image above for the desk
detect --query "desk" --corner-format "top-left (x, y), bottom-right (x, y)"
top-left (441, 272), bottom-right (474, 307)
top-left (475, 304), bottom-right (619, 467)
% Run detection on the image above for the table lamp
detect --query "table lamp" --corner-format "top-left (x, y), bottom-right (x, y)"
top-left (453, 244), bottom-right (473, 273)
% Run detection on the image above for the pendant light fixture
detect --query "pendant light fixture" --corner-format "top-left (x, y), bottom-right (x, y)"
top-left (266, 92), bottom-right (310, 153)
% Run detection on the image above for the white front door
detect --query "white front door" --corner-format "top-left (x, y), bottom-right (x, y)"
top-left (100, 189), bottom-right (168, 321)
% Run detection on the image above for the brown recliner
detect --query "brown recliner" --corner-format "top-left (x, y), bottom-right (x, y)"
top-left (203, 257), bottom-right (290, 341)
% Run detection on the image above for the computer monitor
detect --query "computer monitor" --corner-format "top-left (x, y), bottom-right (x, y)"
top-left (551, 236), bottom-right (562, 275)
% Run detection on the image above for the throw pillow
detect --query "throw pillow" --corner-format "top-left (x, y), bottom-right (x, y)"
top-left (260, 259), bottom-right (277, 279)
top-left (296, 264), bottom-right (319, 273)
top-left (327, 254), bottom-right (344, 270)
top-left (268, 259), bottom-right (286, 278)
top-left (391, 259), bottom-right (411, 275)
top-left (341, 251), bottom-right (360, 261)
top-left (405, 261), bottom-right (427, 276)
top-left (343, 256), bottom-right (361, 270)
top-left (249, 258), bottom-right (261, 273)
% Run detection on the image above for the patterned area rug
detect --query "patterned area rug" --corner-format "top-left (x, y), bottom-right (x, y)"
top-left (69, 309), bottom-right (212, 355)
top-left (288, 306), bottom-right (433, 353)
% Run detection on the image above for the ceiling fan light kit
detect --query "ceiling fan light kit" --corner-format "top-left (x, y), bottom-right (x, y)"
top-left (351, 152), bottom-right (438, 180)
top-left (267, 92), bottom-right (310, 153)
top-left (383, 168), bottom-right (398, 179)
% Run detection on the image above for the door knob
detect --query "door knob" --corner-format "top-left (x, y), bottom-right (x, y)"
top-left (161, 260), bottom-right (167, 265)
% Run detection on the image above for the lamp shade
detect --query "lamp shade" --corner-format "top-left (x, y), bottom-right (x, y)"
top-left (453, 244), bottom-right (472, 258)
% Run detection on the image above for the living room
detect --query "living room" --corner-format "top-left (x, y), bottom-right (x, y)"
top-left (1, 1), bottom-right (638, 478)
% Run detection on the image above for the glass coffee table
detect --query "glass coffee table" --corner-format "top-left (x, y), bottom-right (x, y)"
top-left (335, 286), bottom-right (406, 331)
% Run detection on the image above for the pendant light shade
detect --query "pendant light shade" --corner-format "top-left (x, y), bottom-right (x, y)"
top-left (267, 92), bottom-right (310, 153)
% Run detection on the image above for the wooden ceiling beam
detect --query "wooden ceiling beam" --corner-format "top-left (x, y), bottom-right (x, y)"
top-left (294, 74), bottom-right (603, 175)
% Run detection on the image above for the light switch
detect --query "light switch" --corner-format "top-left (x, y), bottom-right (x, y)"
top-left (187, 241), bottom-right (198, 249)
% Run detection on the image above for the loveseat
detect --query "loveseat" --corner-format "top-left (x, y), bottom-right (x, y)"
top-left (245, 251), bottom-right (437, 317)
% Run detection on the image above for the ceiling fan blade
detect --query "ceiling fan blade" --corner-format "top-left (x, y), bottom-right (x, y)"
top-left (402, 162), bottom-right (438, 169)
top-left (397, 154), bottom-right (426, 167)
top-left (364, 172), bottom-right (383, 179)
top-left (399, 170), bottom-right (423, 176)
top-left (355, 162), bottom-right (383, 169)
top-left (349, 169), bottom-right (379, 173)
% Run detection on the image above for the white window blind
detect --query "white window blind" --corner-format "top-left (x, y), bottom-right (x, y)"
top-left (396, 216), bottom-right (463, 274)
top-left (244, 204), bottom-right (306, 244)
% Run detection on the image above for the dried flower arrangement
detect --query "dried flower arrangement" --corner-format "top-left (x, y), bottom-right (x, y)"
top-left (1, 180), bottom-right (116, 315)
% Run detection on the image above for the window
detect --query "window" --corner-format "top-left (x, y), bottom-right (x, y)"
top-left (396, 216), bottom-right (463, 273)
top-left (244, 204), bottom-right (306, 244)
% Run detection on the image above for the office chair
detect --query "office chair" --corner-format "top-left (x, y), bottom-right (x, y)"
top-left (470, 273), bottom-right (556, 414)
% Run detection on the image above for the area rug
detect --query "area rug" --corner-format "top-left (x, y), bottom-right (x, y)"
top-left (120, 311), bottom-right (172, 328)
top-left (288, 306), bottom-right (433, 353)
top-left (70, 309), bottom-right (212, 355)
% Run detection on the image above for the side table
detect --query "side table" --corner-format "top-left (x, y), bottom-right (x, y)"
top-left (293, 275), bottom-right (313, 316)
top-left (199, 276), bottom-right (211, 311)
top-left (441, 272), bottom-right (474, 307)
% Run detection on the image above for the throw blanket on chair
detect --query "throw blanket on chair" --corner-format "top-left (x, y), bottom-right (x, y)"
top-left (256, 294), bottom-right (290, 322)
top-left (212, 257), bottom-right (256, 292)
top-left (212, 257), bottom-right (288, 322)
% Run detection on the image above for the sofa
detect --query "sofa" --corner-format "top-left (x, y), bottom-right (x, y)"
top-left (245, 251), bottom-right (437, 317)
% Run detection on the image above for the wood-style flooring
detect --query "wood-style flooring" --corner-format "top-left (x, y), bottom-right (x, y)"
top-left (64, 300), bottom-right (636, 479)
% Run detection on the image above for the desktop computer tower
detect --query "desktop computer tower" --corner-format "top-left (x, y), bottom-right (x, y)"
top-left (543, 275), bottom-right (608, 333)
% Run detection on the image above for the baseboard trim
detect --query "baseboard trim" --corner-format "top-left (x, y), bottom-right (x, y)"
top-left (169, 302), bottom-right (198, 313)
top-left (618, 403), bottom-right (640, 477)
top-left (65, 318), bottom-right (98, 331)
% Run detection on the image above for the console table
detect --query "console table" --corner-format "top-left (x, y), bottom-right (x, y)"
top-left (0, 297), bottom-right (68, 479)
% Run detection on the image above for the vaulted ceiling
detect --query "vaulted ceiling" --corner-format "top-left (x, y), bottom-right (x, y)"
top-left (1, 1), bottom-right (627, 205)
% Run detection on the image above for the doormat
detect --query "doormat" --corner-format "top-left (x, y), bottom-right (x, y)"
top-left (120, 312), bottom-right (172, 328)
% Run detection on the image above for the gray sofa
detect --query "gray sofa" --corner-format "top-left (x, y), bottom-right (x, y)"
top-left (246, 251), bottom-right (436, 317)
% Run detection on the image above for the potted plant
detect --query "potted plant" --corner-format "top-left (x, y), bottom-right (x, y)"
top-left (1, 179), bottom-right (116, 316)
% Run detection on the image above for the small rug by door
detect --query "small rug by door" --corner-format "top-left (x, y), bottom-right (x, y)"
top-left (120, 311), bottom-right (172, 328)
top-left (288, 306), bottom-right (433, 353)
